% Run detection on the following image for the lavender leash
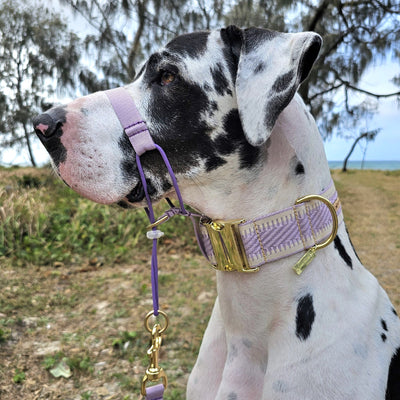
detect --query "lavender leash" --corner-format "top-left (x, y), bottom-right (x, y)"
top-left (105, 87), bottom-right (194, 399)
top-left (145, 384), bottom-right (164, 400)
top-left (136, 144), bottom-right (187, 316)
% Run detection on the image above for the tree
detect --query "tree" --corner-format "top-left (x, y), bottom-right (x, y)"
top-left (342, 129), bottom-right (379, 172)
top-left (61, 0), bottom-right (228, 89)
top-left (225, 0), bottom-right (400, 140)
top-left (63, 0), bottom-right (400, 143)
top-left (0, 0), bottom-right (81, 166)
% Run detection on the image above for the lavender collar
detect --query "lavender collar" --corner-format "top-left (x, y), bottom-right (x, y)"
top-left (198, 181), bottom-right (343, 271)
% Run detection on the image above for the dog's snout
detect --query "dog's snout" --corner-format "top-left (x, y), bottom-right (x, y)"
top-left (33, 108), bottom-right (66, 139)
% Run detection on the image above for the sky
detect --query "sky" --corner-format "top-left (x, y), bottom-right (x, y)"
top-left (4, 61), bottom-right (398, 166)
top-left (1, 2), bottom-right (399, 166)
top-left (324, 61), bottom-right (399, 161)
top-left (2, 65), bottom-right (399, 166)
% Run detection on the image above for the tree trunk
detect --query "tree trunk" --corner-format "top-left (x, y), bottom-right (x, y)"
top-left (23, 123), bottom-right (37, 167)
top-left (342, 132), bottom-right (368, 172)
top-left (128, 0), bottom-right (146, 80)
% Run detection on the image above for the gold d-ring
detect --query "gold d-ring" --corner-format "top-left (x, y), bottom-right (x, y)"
top-left (295, 194), bottom-right (338, 250)
top-left (144, 310), bottom-right (169, 334)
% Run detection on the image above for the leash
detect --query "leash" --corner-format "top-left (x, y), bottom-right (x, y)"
top-left (105, 87), bottom-right (203, 399)
top-left (105, 87), bottom-right (342, 398)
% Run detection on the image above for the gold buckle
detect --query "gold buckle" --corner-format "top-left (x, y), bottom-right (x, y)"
top-left (202, 219), bottom-right (259, 273)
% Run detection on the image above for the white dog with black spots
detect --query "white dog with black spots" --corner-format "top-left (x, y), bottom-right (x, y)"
top-left (34, 25), bottom-right (400, 399)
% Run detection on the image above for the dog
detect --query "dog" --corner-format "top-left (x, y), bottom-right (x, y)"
top-left (33, 25), bottom-right (400, 399)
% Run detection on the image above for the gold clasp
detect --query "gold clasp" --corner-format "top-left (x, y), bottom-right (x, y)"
top-left (292, 194), bottom-right (339, 275)
top-left (202, 219), bottom-right (259, 273)
top-left (141, 311), bottom-right (169, 396)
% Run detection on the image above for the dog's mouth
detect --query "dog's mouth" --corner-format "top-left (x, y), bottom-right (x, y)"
top-left (117, 179), bottom-right (157, 208)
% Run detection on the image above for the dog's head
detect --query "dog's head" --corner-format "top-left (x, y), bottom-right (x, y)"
top-left (33, 26), bottom-right (321, 207)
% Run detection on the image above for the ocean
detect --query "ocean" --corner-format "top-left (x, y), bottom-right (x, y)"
top-left (328, 160), bottom-right (400, 170)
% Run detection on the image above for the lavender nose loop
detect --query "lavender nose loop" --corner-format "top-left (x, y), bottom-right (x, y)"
top-left (105, 88), bottom-right (156, 156)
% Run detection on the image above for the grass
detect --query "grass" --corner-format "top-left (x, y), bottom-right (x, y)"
top-left (0, 167), bottom-right (197, 269)
top-left (0, 166), bottom-right (399, 399)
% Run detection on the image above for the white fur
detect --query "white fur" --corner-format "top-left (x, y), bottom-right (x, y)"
top-left (40, 28), bottom-right (400, 400)
top-left (187, 96), bottom-right (400, 399)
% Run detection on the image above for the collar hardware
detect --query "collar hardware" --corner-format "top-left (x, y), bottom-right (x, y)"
top-left (201, 219), bottom-right (260, 273)
top-left (199, 184), bottom-right (343, 273)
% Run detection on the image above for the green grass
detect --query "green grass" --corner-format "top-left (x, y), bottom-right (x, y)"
top-left (0, 168), bottom-right (197, 268)
top-left (1, 166), bottom-right (399, 400)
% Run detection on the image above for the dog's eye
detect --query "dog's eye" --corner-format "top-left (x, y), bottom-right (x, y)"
top-left (160, 71), bottom-right (175, 86)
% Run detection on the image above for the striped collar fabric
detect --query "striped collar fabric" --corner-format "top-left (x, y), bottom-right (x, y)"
top-left (198, 181), bottom-right (343, 270)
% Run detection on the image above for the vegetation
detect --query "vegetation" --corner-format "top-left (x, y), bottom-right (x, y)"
top-left (1, 0), bottom-right (399, 165)
top-left (61, 0), bottom-right (400, 139)
top-left (0, 168), bottom-right (196, 268)
top-left (0, 0), bottom-right (81, 166)
top-left (0, 167), bottom-right (399, 399)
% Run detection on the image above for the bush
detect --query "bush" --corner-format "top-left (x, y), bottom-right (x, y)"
top-left (1, 168), bottom-right (197, 267)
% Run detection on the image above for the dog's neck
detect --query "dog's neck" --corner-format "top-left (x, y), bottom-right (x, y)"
top-left (180, 95), bottom-right (332, 221)
top-left (179, 95), bottom-right (334, 355)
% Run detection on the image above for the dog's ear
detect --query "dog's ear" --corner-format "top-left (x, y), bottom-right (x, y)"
top-left (222, 26), bottom-right (322, 146)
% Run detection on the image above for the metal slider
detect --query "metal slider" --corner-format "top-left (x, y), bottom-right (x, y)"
top-left (202, 219), bottom-right (259, 273)
top-left (147, 214), bottom-right (169, 229)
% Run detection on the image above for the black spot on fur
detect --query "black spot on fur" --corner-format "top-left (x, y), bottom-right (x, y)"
top-left (162, 180), bottom-right (172, 192)
top-left (386, 347), bottom-right (400, 399)
top-left (203, 82), bottom-right (213, 92)
top-left (215, 109), bottom-right (260, 169)
top-left (210, 63), bottom-right (231, 96)
top-left (393, 308), bottom-right (398, 317)
top-left (272, 71), bottom-right (295, 93)
top-left (220, 25), bottom-right (242, 83)
top-left (243, 27), bottom-right (279, 53)
top-left (264, 91), bottom-right (297, 134)
top-left (334, 236), bottom-right (353, 269)
top-left (166, 31), bottom-right (210, 58)
top-left (345, 227), bottom-right (361, 262)
top-left (254, 62), bottom-right (266, 74)
top-left (296, 294), bottom-right (315, 341)
top-left (295, 161), bottom-right (305, 175)
top-left (210, 101), bottom-right (218, 111)
top-left (381, 333), bottom-right (387, 342)
top-left (381, 319), bottom-right (389, 332)
top-left (205, 155), bottom-right (227, 172)
top-left (227, 393), bottom-right (238, 400)
top-left (143, 59), bottom-right (223, 176)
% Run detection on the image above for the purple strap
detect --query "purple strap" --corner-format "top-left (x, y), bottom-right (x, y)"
top-left (106, 87), bottom-right (196, 399)
top-left (105, 88), bottom-right (156, 156)
top-left (145, 384), bottom-right (165, 400)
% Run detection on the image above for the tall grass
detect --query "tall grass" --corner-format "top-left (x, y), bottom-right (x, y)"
top-left (0, 168), bottom-right (196, 267)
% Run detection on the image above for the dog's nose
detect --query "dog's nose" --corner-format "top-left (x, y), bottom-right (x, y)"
top-left (33, 110), bottom-right (64, 138)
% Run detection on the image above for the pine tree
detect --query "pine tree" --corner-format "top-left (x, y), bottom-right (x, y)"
top-left (0, 0), bottom-right (81, 166)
